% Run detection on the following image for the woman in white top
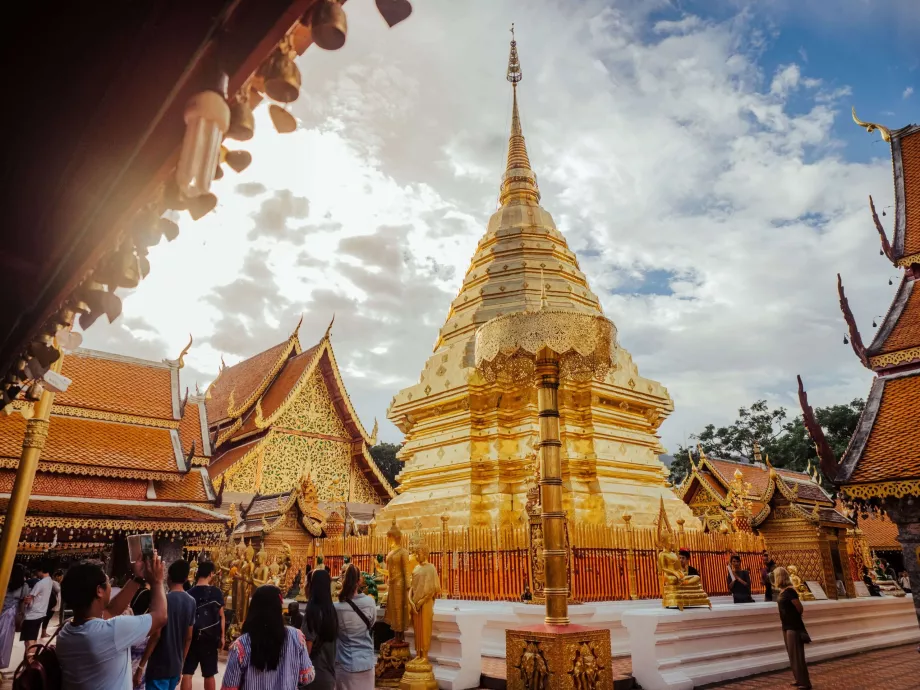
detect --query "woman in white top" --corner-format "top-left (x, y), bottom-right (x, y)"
top-left (333, 564), bottom-right (376, 690)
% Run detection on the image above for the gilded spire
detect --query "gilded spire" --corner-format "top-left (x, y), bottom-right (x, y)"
top-left (500, 25), bottom-right (540, 207)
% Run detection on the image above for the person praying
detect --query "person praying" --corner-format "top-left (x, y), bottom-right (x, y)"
top-left (727, 554), bottom-right (754, 603)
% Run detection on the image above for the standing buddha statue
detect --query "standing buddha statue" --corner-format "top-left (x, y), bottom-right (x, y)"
top-left (252, 547), bottom-right (272, 588)
top-left (236, 542), bottom-right (256, 624)
top-left (376, 520), bottom-right (413, 687)
top-left (399, 541), bottom-right (440, 690)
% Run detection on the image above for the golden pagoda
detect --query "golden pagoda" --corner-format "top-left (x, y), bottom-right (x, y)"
top-left (381, 32), bottom-right (697, 529)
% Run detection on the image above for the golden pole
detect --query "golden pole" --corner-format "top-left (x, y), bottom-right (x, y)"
top-left (536, 349), bottom-right (567, 625)
top-left (0, 353), bottom-right (63, 596)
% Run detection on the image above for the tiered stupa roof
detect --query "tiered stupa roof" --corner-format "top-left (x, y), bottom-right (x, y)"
top-left (800, 114), bottom-right (920, 503)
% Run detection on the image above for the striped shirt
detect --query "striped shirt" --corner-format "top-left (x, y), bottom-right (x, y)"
top-left (221, 626), bottom-right (315, 690)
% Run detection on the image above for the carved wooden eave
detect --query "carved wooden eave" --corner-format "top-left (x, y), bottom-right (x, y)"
top-left (226, 333), bottom-right (302, 421)
top-left (678, 468), bottom-right (731, 509)
top-left (796, 375), bottom-right (839, 482)
top-left (865, 275), bottom-right (920, 370)
top-left (837, 274), bottom-right (870, 368)
top-left (869, 195), bottom-right (896, 264)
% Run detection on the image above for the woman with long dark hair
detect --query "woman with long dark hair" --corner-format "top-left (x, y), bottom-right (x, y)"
top-left (302, 569), bottom-right (337, 689)
top-left (221, 584), bottom-right (315, 690)
top-left (773, 567), bottom-right (812, 690)
top-left (333, 564), bottom-right (376, 690)
top-left (1, 564), bottom-right (30, 670)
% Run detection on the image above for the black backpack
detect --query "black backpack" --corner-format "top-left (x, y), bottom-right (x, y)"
top-left (191, 587), bottom-right (222, 642)
top-left (13, 625), bottom-right (63, 690)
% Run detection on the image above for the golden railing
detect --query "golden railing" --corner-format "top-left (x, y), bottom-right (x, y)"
top-left (307, 521), bottom-right (768, 603)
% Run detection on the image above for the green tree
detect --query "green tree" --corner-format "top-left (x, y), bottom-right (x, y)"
top-left (668, 398), bottom-right (864, 486)
top-left (370, 442), bottom-right (402, 487)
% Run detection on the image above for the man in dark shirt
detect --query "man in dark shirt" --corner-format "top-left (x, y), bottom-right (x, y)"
top-left (136, 559), bottom-right (195, 690)
top-left (678, 549), bottom-right (700, 577)
top-left (181, 561), bottom-right (225, 690)
top-left (760, 551), bottom-right (776, 602)
top-left (727, 554), bottom-right (754, 603)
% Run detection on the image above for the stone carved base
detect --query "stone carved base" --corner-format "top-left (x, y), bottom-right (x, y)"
top-left (376, 639), bottom-right (411, 687)
top-left (506, 624), bottom-right (613, 690)
top-left (661, 585), bottom-right (711, 611)
top-left (398, 656), bottom-right (439, 690)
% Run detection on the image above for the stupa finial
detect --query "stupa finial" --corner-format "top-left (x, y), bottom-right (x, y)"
top-left (500, 26), bottom-right (540, 207)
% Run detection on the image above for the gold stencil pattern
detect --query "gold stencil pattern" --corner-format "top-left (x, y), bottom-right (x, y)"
top-left (275, 369), bottom-right (349, 438)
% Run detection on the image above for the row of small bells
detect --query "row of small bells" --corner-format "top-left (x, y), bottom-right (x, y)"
top-left (0, 0), bottom-right (412, 412)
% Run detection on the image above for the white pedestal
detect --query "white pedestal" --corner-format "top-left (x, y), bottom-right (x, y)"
top-left (424, 597), bottom-right (734, 689)
top-left (621, 595), bottom-right (920, 690)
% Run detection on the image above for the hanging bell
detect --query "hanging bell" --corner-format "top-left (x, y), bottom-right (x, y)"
top-left (30, 335), bottom-right (61, 369)
top-left (227, 97), bottom-right (255, 141)
top-left (843, 334), bottom-right (849, 345)
top-left (310, 0), bottom-right (348, 51)
top-left (157, 217), bottom-right (180, 242)
top-left (263, 49), bottom-right (302, 103)
top-left (214, 164), bottom-right (224, 181)
top-left (187, 192), bottom-right (218, 220)
top-left (269, 104), bottom-right (297, 133)
top-left (375, 0), bottom-right (413, 27)
top-left (225, 150), bottom-right (252, 173)
top-left (77, 281), bottom-right (122, 329)
top-left (25, 381), bottom-right (45, 402)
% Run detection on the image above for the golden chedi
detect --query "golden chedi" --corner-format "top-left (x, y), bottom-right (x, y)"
top-left (656, 498), bottom-right (710, 610)
top-left (382, 32), bottom-right (697, 530)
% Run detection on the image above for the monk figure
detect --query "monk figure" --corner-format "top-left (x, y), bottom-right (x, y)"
top-left (407, 544), bottom-right (440, 661)
top-left (382, 520), bottom-right (412, 642)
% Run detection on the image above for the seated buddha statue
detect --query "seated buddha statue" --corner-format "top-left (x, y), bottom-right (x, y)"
top-left (655, 498), bottom-right (710, 611)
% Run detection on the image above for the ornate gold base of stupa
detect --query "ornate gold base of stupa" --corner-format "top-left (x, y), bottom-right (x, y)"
top-left (506, 624), bottom-right (613, 690)
top-left (376, 639), bottom-right (411, 687)
top-left (662, 584), bottom-right (712, 611)
top-left (398, 656), bottom-right (438, 690)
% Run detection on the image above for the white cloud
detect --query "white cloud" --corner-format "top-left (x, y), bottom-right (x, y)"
top-left (81, 0), bottom-right (894, 457)
top-left (904, 86), bottom-right (914, 99)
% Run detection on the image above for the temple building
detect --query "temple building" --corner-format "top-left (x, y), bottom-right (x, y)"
top-left (381, 39), bottom-right (695, 529)
top-left (205, 321), bottom-right (394, 511)
top-left (0, 348), bottom-right (228, 567)
top-left (799, 113), bottom-right (920, 626)
top-left (678, 452), bottom-right (855, 598)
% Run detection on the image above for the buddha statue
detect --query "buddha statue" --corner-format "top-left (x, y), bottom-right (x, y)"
top-left (655, 498), bottom-right (710, 611)
top-left (268, 554), bottom-right (282, 587)
top-left (189, 558), bottom-right (199, 584)
top-left (374, 554), bottom-right (388, 606)
top-left (786, 565), bottom-right (815, 601)
top-left (399, 542), bottom-right (440, 690)
top-left (382, 520), bottom-right (412, 643)
top-left (236, 541), bottom-right (256, 623)
top-left (252, 547), bottom-right (272, 588)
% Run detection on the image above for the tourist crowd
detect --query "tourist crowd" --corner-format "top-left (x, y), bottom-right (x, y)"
top-left (2, 555), bottom-right (380, 690)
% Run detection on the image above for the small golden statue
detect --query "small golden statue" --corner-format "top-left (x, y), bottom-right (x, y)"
top-left (399, 540), bottom-right (440, 690)
top-left (189, 557), bottom-right (199, 584)
top-left (376, 520), bottom-right (413, 687)
top-left (374, 554), bottom-right (389, 606)
top-left (252, 547), bottom-right (272, 588)
top-left (787, 565), bottom-right (815, 601)
top-left (235, 541), bottom-right (256, 624)
top-left (656, 498), bottom-right (710, 611)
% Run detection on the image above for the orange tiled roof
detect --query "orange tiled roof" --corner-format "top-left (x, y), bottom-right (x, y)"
top-left (235, 346), bottom-right (319, 438)
top-left (848, 373), bottom-right (920, 483)
top-left (58, 350), bottom-right (175, 419)
top-left (0, 470), bottom-right (147, 500)
top-left (0, 413), bottom-right (181, 479)
top-left (153, 469), bottom-right (212, 503)
top-left (1, 496), bottom-right (226, 523)
top-left (179, 399), bottom-right (209, 456)
top-left (707, 459), bottom-right (773, 496)
top-left (206, 339), bottom-right (293, 424)
top-left (900, 128), bottom-right (920, 257)
top-left (871, 278), bottom-right (920, 356)
top-left (858, 513), bottom-right (901, 550)
top-left (208, 436), bottom-right (264, 477)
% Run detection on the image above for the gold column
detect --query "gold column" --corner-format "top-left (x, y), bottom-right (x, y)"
top-left (0, 354), bottom-right (62, 596)
top-left (536, 350), bottom-right (567, 625)
top-left (623, 513), bottom-right (638, 600)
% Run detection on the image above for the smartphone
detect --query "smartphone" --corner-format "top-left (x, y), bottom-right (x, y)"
top-left (128, 533), bottom-right (155, 563)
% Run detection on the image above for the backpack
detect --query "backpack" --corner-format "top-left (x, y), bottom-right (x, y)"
top-left (192, 586), bottom-right (222, 642)
top-left (13, 625), bottom-right (63, 690)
